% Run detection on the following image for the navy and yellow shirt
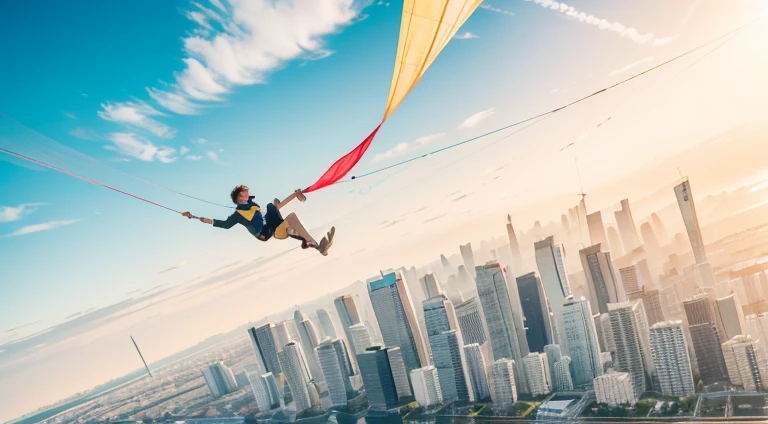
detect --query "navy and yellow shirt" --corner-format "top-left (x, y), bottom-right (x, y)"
top-left (213, 196), bottom-right (266, 239)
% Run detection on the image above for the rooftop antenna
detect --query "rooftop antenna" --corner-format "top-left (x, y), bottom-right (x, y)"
top-left (131, 335), bottom-right (153, 379)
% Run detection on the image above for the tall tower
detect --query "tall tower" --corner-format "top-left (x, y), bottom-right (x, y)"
top-left (535, 236), bottom-right (572, 351)
top-left (563, 296), bottom-right (603, 388)
top-left (716, 293), bottom-right (746, 342)
top-left (419, 273), bottom-right (444, 300)
top-left (335, 295), bottom-right (362, 354)
top-left (295, 313), bottom-right (324, 384)
top-left (649, 321), bottom-right (695, 397)
top-left (507, 215), bottom-right (525, 275)
top-left (245, 366), bottom-right (281, 412)
top-left (606, 226), bottom-right (624, 258)
top-left (580, 244), bottom-right (622, 315)
top-left (608, 301), bottom-right (652, 399)
top-left (460, 242), bottom-right (477, 277)
top-left (349, 323), bottom-right (372, 355)
top-left (475, 262), bottom-right (528, 392)
top-left (554, 357), bottom-right (574, 391)
top-left (356, 346), bottom-right (403, 411)
top-left (316, 338), bottom-right (351, 407)
top-left (368, 271), bottom-right (429, 373)
top-left (490, 359), bottom-right (518, 406)
top-left (273, 320), bottom-right (300, 350)
top-left (249, 324), bottom-right (282, 375)
top-left (464, 343), bottom-right (490, 401)
top-left (586, 211), bottom-right (609, 249)
top-left (277, 342), bottom-right (313, 413)
top-left (431, 329), bottom-right (474, 402)
top-left (522, 353), bottom-right (551, 397)
top-left (454, 297), bottom-right (489, 346)
top-left (614, 199), bottom-right (641, 253)
top-left (684, 294), bottom-right (730, 385)
top-left (674, 179), bottom-right (707, 264)
top-left (316, 308), bottom-right (337, 340)
top-left (202, 362), bottom-right (238, 398)
top-left (722, 335), bottom-right (764, 392)
top-left (515, 272), bottom-right (553, 353)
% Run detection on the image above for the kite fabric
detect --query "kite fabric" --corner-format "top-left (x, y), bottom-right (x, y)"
top-left (304, 0), bottom-right (483, 193)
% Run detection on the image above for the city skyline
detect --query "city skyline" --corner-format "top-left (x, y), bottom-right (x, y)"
top-left (3, 0), bottom-right (768, 421)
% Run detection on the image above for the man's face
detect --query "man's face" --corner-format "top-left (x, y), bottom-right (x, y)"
top-left (237, 187), bottom-right (250, 204)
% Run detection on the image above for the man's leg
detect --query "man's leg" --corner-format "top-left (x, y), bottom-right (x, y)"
top-left (283, 213), bottom-right (319, 248)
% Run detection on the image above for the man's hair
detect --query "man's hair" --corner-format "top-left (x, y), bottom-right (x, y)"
top-left (230, 185), bottom-right (248, 204)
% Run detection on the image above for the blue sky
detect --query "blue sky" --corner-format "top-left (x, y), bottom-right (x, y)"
top-left (2, 0), bottom-right (768, 419)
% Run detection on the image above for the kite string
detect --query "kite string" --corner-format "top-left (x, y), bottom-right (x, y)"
top-left (0, 147), bottom-right (184, 215)
top-left (344, 18), bottom-right (758, 183)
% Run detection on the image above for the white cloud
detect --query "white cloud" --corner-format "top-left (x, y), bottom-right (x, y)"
top-left (609, 56), bottom-right (654, 76)
top-left (180, 146), bottom-right (191, 155)
top-left (68, 127), bottom-right (100, 141)
top-left (523, 0), bottom-right (672, 45)
top-left (5, 220), bottom-right (81, 237)
top-left (159, 259), bottom-right (188, 274)
top-left (0, 204), bottom-right (45, 223)
top-left (98, 101), bottom-right (176, 139)
top-left (140, 0), bottom-right (360, 117)
top-left (373, 133), bottom-right (446, 163)
top-left (480, 4), bottom-right (514, 16)
top-left (186, 155), bottom-right (203, 161)
top-left (63, 112), bottom-right (77, 120)
top-left (454, 32), bottom-right (479, 40)
top-left (105, 133), bottom-right (177, 163)
top-left (458, 108), bottom-right (496, 129)
top-left (206, 151), bottom-right (226, 165)
top-left (190, 137), bottom-right (208, 145)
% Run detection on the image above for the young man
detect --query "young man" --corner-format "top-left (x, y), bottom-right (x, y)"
top-left (182, 186), bottom-right (334, 255)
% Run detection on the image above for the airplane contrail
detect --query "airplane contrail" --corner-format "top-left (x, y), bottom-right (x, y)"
top-left (131, 335), bottom-right (153, 378)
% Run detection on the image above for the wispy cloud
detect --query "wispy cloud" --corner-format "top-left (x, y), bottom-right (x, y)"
top-left (190, 137), bottom-right (208, 145)
top-left (105, 133), bottom-right (177, 163)
top-left (68, 127), bottom-right (100, 141)
top-left (63, 112), bottom-right (77, 120)
top-left (98, 101), bottom-right (176, 139)
top-left (454, 31), bottom-right (479, 39)
top-left (609, 56), bottom-right (654, 76)
top-left (372, 133), bottom-right (446, 163)
top-left (523, 0), bottom-right (672, 46)
top-left (206, 151), bottom-right (226, 165)
top-left (0, 203), bottom-right (46, 223)
top-left (5, 220), bottom-right (81, 237)
top-left (180, 146), bottom-right (190, 155)
top-left (458, 108), bottom-right (496, 129)
top-left (186, 155), bottom-right (203, 161)
top-left (159, 260), bottom-right (188, 274)
top-left (480, 4), bottom-right (514, 16)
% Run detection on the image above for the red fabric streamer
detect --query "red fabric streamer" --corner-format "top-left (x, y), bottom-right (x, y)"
top-left (304, 123), bottom-right (382, 193)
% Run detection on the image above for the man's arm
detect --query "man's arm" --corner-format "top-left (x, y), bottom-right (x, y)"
top-left (182, 211), bottom-right (236, 228)
top-left (274, 189), bottom-right (306, 210)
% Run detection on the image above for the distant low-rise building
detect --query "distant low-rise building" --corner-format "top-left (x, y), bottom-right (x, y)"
top-left (202, 362), bottom-right (238, 399)
top-left (594, 372), bottom-right (635, 407)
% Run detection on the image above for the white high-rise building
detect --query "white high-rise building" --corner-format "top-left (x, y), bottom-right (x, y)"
top-left (464, 343), bottom-right (490, 401)
top-left (411, 365), bottom-right (443, 407)
top-left (420, 273), bottom-right (444, 300)
top-left (490, 359), bottom-right (518, 405)
top-left (349, 323), bottom-right (372, 354)
top-left (594, 372), bottom-right (636, 406)
top-left (202, 362), bottom-right (238, 399)
top-left (297, 316), bottom-right (324, 384)
top-left (368, 271), bottom-right (429, 373)
top-left (522, 353), bottom-right (551, 397)
top-left (386, 347), bottom-right (413, 400)
top-left (535, 236), bottom-right (572, 351)
top-left (674, 179), bottom-right (707, 264)
top-left (614, 199), bottom-right (641, 253)
top-left (594, 313), bottom-right (616, 354)
top-left (245, 365), bottom-right (282, 412)
top-left (460, 242), bottom-right (477, 277)
top-left (544, 344), bottom-right (562, 390)
top-left (553, 357), bottom-right (574, 391)
top-left (277, 342), bottom-right (313, 413)
top-left (563, 296), bottom-right (603, 387)
top-left (619, 265), bottom-right (641, 296)
top-left (580, 244), bottom-right (621, 315)
top-left (335, 294), bottom-right (362, 355)
top-left (316, 339), bottom-right (349, 407)
top-left (316, 308), bottom-right (337, 340)
top-left (716, 293), bottom-right (746, 342)
top-left (649, 321), bottom-right (695, 397)
top-left (455, 297), bottom-right (489, 346)
top-left (722, 334), bottom-right (764, 392)
top-left (273, 320), bottom-right (300, 351)
top-left (628, 288), bottom-right (665, 327)
top-left (609, 301), bottom-right (652, 399)
top-left (587, 211), bottom-right (609, 249)
top-left (475, 262), bottom-right (528, 392)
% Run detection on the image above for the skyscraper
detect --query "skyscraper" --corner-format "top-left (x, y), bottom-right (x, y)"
top-left (460, 242), bottom-right (477, 277)
top-left (619, 265), bottom-right (641, 296)
top-left (316, 339), bottom-right (349, 406)
top-left (615, 199), bottom-right (641, 253)
top-left (455, 297), bottom-right (488, 346)
top-left (316, 308), bottom-right (337, 339)
top-left (274, 320), bottom-right (300, 351)
top-left (674, 179), bottom-right (707, 264)
top-left (349, 323), bottom-right (372, 355)
top-left (608, 301), bottom-right (651, 398)
top-left (335, 294), bottom-right (362, 354)
top-left (507, 215), bottom-right (525, 276)
top-left (464, 343), bottom-right (490, 401)
top-left (357, 346), bottom-right (401, 411)
top-left (386, 347), bottom-right (413, 400)
top-left (553, 357), bottom-right (574, 391)
top-left (202, 362), bottom-right (238, 398)
top-left (490, 359), bottom-right (518, 405)
top-left (249, 324), bottom-right (282, 375)
top-left (296, 316), bottom-right (324, 384)
top-left (594, 313), bottom-right (616, 354)
top-left (606, 226), bottom-right (624, 258)
top-left (594, 372), bottom-right (635, 406)
top-left (722, 334), bottom-right (763, 392)
top-left (649, 321), bottom-right (695, 397)
top-left (420, 273), bottom-right (444, 300)
top-left (368, 271), bottom-right (429, 373)
top-left (277, 342), bottom-right (313, 413)
top-left (522, 353), bottom-right (551, 396)
top-left (716, 293), bottom-right (746, 342)
top-left (245, 364), bottom-right (280, 412)
top-left (684, 294), bottom-right (730, 385)
top-left (563, 296), bottom-right (603, 388)
top-left (544, 344), bottom-right (563, 390)
top-left (535, 236), bottom-right (572, 351)
top-left (580, 244), bottom-right (621, 315)
top-left (475, 262), bottom-right (528, 392)
top-left (627, 288), bottom-right (665, 327)
top-left (587, 211), bottom-right (609, 249)
top-left (516, 272), bottom-right (553, 353)
top-left (431, 330), bottom-right (474, 402)
top-left (411, 365), bottom-right (443, 407)
top-left (423, 295), bottom-right (459, 338)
